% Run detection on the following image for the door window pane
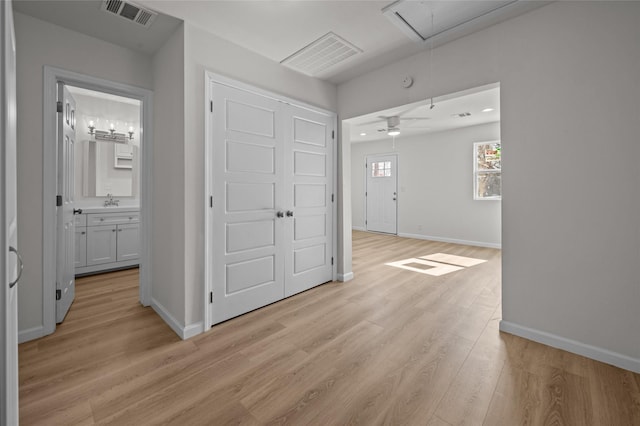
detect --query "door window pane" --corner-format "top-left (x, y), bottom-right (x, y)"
top-left (372, 161), bottom-right (392, 177)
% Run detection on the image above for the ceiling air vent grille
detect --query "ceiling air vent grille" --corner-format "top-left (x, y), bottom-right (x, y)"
top-left (281, 32), bottom-right (362, 77)
top-left (100, 0), bottom-right (157, 28)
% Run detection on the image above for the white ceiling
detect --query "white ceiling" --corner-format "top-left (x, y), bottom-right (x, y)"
top-left (14, 1), bottom-right (548, 84)
top-left (346, 84), bottom-right (500, 143)
top-left (67, 86), bottom-right (141, 106)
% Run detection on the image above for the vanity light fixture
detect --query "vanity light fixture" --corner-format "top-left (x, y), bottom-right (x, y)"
top-left (388, 128), bottom-right (401, 136)
top-left (88, 121), bottom-right (134, 143)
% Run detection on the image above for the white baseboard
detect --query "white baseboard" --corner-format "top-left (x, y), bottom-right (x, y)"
top-left (500, 320), bottom-right (640, 374)
top-left (151, 298), bottom-right (203, 340)
top-left (352, 226), bottom-right (366, 232)
top-left (18, 325), bottom-right (45, 344)
top-left (183, 322), bottom-right (204, 339)
top-left (398, 232), bottom-right (501, 249)
top-left (337, 272), bottom-right (354, 282)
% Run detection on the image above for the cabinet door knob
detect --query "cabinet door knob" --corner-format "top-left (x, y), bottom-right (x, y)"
top-left (276, 211), bottom-right (284, 218)
top-left (286, 210), bottom-right (294, 217)
top-left (81, 231), bottom-right (85, 235)
top-left (112, 229), bottom-right (116, 232)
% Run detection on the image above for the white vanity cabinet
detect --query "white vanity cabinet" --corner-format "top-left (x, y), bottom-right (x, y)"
top-left (75, 209), bottom-right (140, 275)
top-left (75, 214), bottom-right (88, 268)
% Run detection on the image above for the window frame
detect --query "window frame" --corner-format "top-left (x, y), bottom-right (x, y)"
top-left (473, 141), bottom-right (501, 201)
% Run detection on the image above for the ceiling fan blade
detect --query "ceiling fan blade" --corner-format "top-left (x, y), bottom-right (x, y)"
top-left (396, 105), bottom-right (423, 117)
top-left (358, 118), bottom-right (386, 126)
top-left (401, 116), bottom-right (430, 121)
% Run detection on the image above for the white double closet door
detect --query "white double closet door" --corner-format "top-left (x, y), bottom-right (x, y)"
top-left (210, 81), bottom-right (334, 325)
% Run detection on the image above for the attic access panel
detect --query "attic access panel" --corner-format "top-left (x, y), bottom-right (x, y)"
top-left (383, 0), bottom-right (518, 42)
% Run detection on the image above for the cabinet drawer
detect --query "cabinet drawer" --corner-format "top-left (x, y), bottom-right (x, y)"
top-left (87, 212), bottom-right (139, 226)
top-left (74, 214), bottom-right (87, 227)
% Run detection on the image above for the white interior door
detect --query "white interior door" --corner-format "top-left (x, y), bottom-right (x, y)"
top-left (283, 104), bottom-right (333, 297)
top-left (211, 83), bottom-right (285, 324)
top-left (1, 0), bottom-right (20, 422)
top-left (56, 84), bottom-right (77, 323)
top-left (366, 154), bottom-right (398, 234)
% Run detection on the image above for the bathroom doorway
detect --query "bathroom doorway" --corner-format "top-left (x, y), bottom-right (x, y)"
top-left (41, 67), bottom-right (153, 335)
top-left (54, 85), bottom-right (143, 323)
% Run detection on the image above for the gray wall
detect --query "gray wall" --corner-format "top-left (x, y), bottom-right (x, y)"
top-left (338, 1), bottom-right (640, 370)
top-left (14, 12), bottom-right (153, 335)
top-left (151, 24), bottom-right (186, 327)
top-left (351, 122), bottom-right (501, 247)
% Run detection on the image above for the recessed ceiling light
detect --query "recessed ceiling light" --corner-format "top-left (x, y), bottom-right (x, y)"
top-left (360, 132), bottom-right (367, 136)
top-left (482, 108), bottom-right (494, 112)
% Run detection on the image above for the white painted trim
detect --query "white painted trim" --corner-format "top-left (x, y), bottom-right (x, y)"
top-left (183, 322), bottom-right (205, 340)
top-left (500, 320), bottom-right (640, 374)
top-left (203, 70), bottom-right (339, 331)
top-left (151, 298), bottom-right (202, 340)
top-left (352, 226), bottom-right (366, 232)
top-left (41, 66), bottom-right (153, 341)
top-left (337, 272), bottom-right (354, 282)
top-left (203, 73), bottom-right (213, 332)
top-left (18, 326), bottom-right (44, 344)
top-left (398, 232), bottom-right (501, 249)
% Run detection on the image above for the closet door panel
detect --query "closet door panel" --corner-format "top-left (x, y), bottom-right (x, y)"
top-left (211, 83), bottom-right (285, 325)
top-left (284, 106), bottom-right (334, 297)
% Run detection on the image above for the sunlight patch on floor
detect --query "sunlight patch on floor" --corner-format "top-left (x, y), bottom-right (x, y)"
top-left (385, 258), bottom-right (464, 276)
top-left (420, 253), bottom-right (487, 267)
top-left (385, 253), bottom-right (486, 276)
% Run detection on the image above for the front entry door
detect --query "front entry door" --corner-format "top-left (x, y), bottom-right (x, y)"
top-left (56, 84), bottom-right (77, 323)
top-left (366, 154), bottom-right (398, 234)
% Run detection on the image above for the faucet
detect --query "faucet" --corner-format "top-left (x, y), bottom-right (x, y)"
top-left (103, 193), bottom-right (120, 207)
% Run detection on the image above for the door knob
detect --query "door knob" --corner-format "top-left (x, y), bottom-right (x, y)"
top-left (286, 210), bottom-right (294, 217)
top-left (276, 211), bottom-right (284, 218)
top-left (73, 208), bottom-right (83, 215)
top-left (8, 246), bottom-right (24, 289)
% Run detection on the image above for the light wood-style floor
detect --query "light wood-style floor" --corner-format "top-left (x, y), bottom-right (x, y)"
top-left (19, 231), bottom-right (640, 425)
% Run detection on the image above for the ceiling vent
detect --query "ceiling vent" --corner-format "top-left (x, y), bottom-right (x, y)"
top-left (281, 32), bottom-right (363, 77)
top-left (100, 0), bottom-right (157, 28)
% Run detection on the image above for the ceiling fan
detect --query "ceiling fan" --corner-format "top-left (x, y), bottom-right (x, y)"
top-left (359, 107), bottom-right (431, 136)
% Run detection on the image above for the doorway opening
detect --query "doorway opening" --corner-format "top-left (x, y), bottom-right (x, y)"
top-left (54, 85), bottom-right (142, 323)
top-left (39, 67), bottom-right (153, 338)
top-left (343, 83), bottom-right (501, 250)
